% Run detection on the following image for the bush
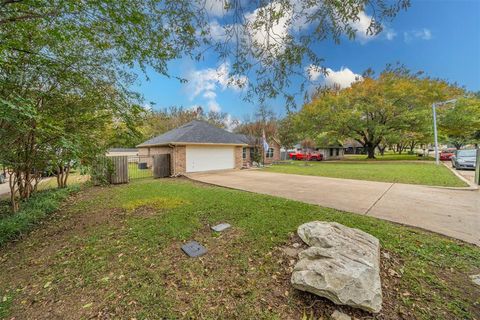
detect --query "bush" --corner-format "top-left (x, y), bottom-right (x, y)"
top-left (0, 186), bottom-right (79, 246)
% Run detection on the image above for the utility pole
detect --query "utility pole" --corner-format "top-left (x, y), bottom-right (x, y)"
top-left (432, 99), bottom-right (457, 165)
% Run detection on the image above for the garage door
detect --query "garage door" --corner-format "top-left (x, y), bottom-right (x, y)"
top-left (186, 145), bottom-right (235, 173)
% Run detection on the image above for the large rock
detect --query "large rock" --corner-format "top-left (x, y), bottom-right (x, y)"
top-left (291, 221), bottom-right (382, 313)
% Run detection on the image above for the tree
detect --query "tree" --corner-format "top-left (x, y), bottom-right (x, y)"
top-left (139, 106), bottom-right (237, 142)
top-left (235, 105), bottom-right (278, 163)
top-left (299, 66), bottom-right (463, 158)
top-left (438, 97), bottom-right (480, 149)
top-left (0, 1), bottom-right (410, 211)
top-left (277, 114), bottom-right (299, 153)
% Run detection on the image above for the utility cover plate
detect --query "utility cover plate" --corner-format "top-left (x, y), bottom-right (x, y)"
top-left (181, 241), bottom-right (207, 257)
top-left (211, 223), bottom-right (231, 232)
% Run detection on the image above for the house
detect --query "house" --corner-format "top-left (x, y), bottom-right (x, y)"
top-left (137, 120), bottom-right (246, 174)
top-left (343, 139), bottom-right (365, 154)
top-left (137, 120), bottom-right (282, 174)
top-left (237, 134), bottom-right (281, 167)
top-left (291, 143), bottom-right (344, 160)
top-left (317, 145), bottom-right (344, 160)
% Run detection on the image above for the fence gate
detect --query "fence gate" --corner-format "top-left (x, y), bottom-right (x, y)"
top-left (110, 156), bottom-right (129, 184)
top-left (153, 154), bottom-right (171, 178)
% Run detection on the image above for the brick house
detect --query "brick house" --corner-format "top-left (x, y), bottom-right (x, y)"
top-left (237, 135), bottom-right (281, 167)
top-left (137, 120), bottom-right (282, 175)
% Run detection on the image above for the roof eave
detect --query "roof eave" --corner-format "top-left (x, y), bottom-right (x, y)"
top-left (138, 142), bottom-right (248, 148)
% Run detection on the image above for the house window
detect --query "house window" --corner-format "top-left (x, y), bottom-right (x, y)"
top-left (242, 147), bottom-right (247, 159)
top-left (329, 148), bottom-right (333, 157)
top-left (336, 148), bottom-right (339, 156)
top-left (266, 148), bottom-right (274, 158)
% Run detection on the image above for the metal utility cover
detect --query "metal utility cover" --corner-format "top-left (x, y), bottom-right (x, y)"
top-left (181, 241), bottom-right (207, 257)
top-left (211, 223), bottom-right (231, 232)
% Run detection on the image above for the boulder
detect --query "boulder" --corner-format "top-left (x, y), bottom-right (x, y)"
top-left (291, 221), bottom-right (382, 313)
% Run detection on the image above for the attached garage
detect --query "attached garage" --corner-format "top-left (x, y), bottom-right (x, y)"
top-left (186, 146), bottom-right (235, 173)
top-left (137, 120), bottom-right (247, 175)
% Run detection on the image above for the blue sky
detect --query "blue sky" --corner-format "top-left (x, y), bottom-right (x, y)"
top-left (132, 0), bottom-right (480, 119)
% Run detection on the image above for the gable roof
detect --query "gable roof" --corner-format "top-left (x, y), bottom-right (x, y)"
top-left (137, 120), bottom-right (247, 147)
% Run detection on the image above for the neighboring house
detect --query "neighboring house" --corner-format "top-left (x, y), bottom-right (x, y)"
top-left (317, 146), bottom-right (344, 160)
top-left (237, 135), bottom-right (281, 167)
top-left (291, 143), bottom-right (345, 160)
top-left (343, 139), bottom-right (365, 154)
top-left (106, 148), bottom-right (139, 157)
top-left (137, 120), bottom-right (248, 174)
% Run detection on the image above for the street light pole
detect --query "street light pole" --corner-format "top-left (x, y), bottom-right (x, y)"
top-left (432, 99), bottom-right (457, 165)
top-left (432, 102), bottom-right (440, 165)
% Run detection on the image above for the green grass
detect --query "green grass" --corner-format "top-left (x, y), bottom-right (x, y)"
top-left (0, 185), bottom-right (79, 246)
top-left (265, 161), bottom-right (467, 187)
top-left (344, 153), bottom-right (433, 161)
top-left (128, 163), bottom-right (153, 179)
top-left (0, 178), bottom-right (478, 319)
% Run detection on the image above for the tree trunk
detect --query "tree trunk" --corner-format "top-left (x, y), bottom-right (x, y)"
top-left (8, 171), bottom-right (19, 212)
top-left (378, 145), bottom-right (386, 156)
top-left (409, 141), bottom-right (416, 153)
top-left (366, 144), bottom-right (376, 159)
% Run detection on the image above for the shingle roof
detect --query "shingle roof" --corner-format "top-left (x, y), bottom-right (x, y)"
top-left (137, 120), bottom-right (248, 147)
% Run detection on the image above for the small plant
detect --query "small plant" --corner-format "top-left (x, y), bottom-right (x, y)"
top-left (90, 156), bottom-right (114, 186)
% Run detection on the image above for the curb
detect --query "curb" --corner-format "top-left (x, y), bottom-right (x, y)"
top-left (441, 162), bottom-right (478, 190)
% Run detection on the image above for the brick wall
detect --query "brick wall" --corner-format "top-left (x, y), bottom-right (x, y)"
top-left (234, 146), bottom-right (243, 169)
top-left (264, 140), bottom-right (281, 164)
top-left (173, 146), bottom-right (186, 174)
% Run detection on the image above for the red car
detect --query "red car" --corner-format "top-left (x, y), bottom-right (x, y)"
top-left (440, 149), bottom-right (455, 161)
top-left (289, 151), bottom-right (323, 161)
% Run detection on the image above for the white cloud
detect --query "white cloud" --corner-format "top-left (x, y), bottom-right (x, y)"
top-left (307, 65), bottom-right (362, 89)
top-left (415, 28), bottom-right (432, 40)
top-left (404, 28), bottom-right (432, 43)
top-left (185, 62), bottom-right (248, 112)
top-left (209, 20), bottom-right (227, 41)
top-left (203, 0), bottom-right (227, 17)
top-left (385, 29), bottom-right (397, 40)
top-left (245, 1), bottom-right (292, 55)
top-left (350, 11), bottom-right (377, 43)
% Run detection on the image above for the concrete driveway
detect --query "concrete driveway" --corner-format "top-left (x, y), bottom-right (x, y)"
top-left (189, 170), bottom-right (480, 246)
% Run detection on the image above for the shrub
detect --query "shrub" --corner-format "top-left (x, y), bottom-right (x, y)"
top-left (0, 185), bottom-right (79, 246)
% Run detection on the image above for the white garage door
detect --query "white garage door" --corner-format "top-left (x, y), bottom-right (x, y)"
top-left (186, 145), bottom-right (235, 173)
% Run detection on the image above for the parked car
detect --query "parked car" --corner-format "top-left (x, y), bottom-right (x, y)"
top-left (451, 149), bottom-right (477, 170)
top-left (440, 149), bottom-right (455, 161)
top-left (289, 151), bottom-right (323, 161)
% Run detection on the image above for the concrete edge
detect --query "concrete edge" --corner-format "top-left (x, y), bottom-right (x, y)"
top-left (440, 162), bottom-right (478, 191)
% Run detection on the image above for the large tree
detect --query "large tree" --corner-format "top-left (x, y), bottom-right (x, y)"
top-left (438, 97), bottom-right (480, 149)
top-left (0, 0), bottom-right (410, 210)
top-left (299, 67), bottom-right (463, 158)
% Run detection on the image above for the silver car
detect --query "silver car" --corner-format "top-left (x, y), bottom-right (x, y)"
top-left (451, 149), bottom-right (477, 170)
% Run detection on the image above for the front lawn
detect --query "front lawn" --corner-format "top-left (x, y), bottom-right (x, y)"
top-left (0, 178), bottom-right (478, 319)
top-left (265, 161), bottom-right (467, 187)
top-left (344, 153), bottom-right (433, 161)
